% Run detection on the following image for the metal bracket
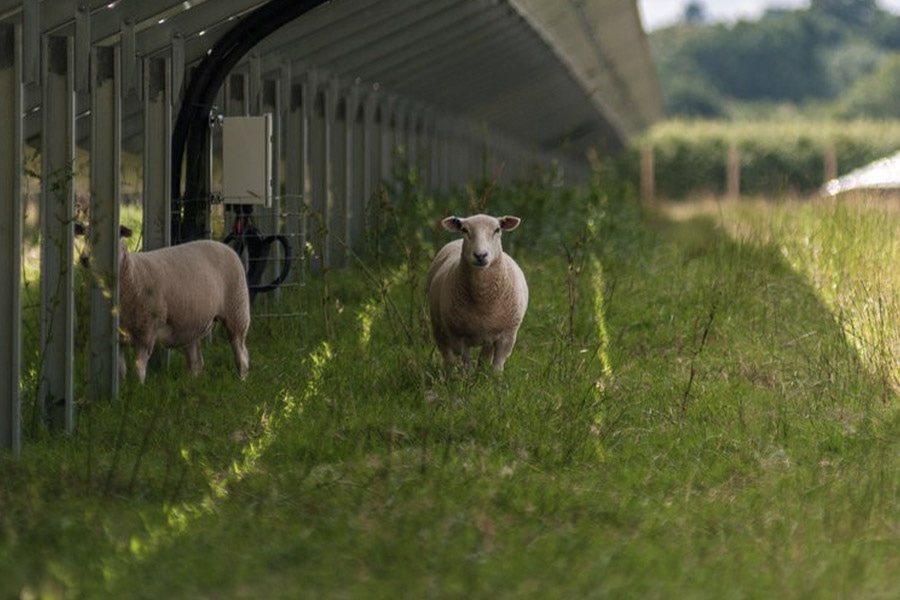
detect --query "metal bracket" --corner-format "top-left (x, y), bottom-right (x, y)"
top-left (208, 106), bottom-right (224, 128)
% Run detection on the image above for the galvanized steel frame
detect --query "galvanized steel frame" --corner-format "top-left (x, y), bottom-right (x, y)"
top-left (0, 0), bottom-right (662, 454)
top-left (0, 22), bottom-right (23, 456)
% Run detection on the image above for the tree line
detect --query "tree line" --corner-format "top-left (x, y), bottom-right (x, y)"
top-left (649, 0), bottom-right (900, 119)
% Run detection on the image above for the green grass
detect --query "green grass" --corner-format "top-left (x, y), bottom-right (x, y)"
top-left (3, 182), bottom-right (900, 598)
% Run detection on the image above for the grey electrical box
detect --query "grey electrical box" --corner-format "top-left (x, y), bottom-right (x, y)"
top-left (222, 114), bottom-right (273, 206)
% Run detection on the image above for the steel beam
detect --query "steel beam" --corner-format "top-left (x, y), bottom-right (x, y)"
top-left (327, 78), bottom-right (345, 266)
top-left (325, 77), bottom-right (340, 267)
top-left (283, 64), bottom-right (304, 278)
top-left (21, 0), bottom-right (37, 84)
top-left (88, 44), bottom-right (121, 401)
top-left (171, 32), bottom-right (184, 105)
top-left (308, 70), bottom-right (327, 271)
top-left (378, 95), bottom-right (396, 183)
top-left (261, 76), bottom-right (284, 299)
top-left (0, 23), bottom-right (23, 455)
top-left (423, 107), bottom-right (437, 191)
top-left (362, 90), bottom-right (378, 211)
top-left (121, 18), bottom-right (136, 98)
top-left (343, 84), bottom-right (363, 253)
top-left (74, 4), bottom-right (90, 92)
top-left (142, 55), bottom-right (172, 375)
top-left (299, 70), bottom-right (318, 272)
top-left (143, 55), bottom-right (172, 251)
top-left (39, 35), bottom-right (76, 432)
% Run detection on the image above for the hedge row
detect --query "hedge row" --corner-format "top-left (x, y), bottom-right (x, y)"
top-left (626, 119), bottom-right (900, 199)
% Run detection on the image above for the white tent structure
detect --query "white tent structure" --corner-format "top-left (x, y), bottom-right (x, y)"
top-left (824, 151), bottom-right (900, 195)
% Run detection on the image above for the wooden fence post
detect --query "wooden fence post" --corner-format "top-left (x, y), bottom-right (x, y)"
top-left (727, 145), bottom-right (740, 199)
top-left (824, 145), bottom-right (837, 185)
top-left (641, 145), bottom-right (654, 202)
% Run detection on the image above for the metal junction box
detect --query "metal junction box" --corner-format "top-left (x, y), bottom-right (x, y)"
top-left (222, 114), bottom-right (273, 206)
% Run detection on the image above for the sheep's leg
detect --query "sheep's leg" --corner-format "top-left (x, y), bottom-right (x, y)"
top-left (433, 324), bottom-right (462, 367)
top-left (491, 335), bottom-right (517, 372)
top-left (230, 336), bottom-right (249, 380)
top-left (432, 325), bottom-right (451, 365)
top-left (436, 344), bottom-right (456, 367)
top-left (479, 343), bottom-right (495, 367)
top-left (134, 344), bottom-right (154, 384)
top-left (459, 343), bottom-right (472, 366)
top-left (185, 341), bottom-right (204, 376)
top-left (222, 318), bottom-right (250, 380)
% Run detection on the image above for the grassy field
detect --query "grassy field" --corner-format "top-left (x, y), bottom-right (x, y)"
top-left (2, 179), bottom-right (900, 598)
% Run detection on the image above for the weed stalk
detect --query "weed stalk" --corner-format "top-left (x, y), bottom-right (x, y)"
top-left (681, 297), bottom-right (718, 417)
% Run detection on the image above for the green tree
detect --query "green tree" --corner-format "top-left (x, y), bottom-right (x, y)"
top-left (664, 75), bottom-right (726, 118)
top-left (837, 53), bottom-right (900, 119)
top-left (870, 14), bottom-right (900, 50)
top-left (683, 1), bottom-right (707, 25)
top-left (647, 0), bottom-right (900, 118)
top-left (682, 15), bottom-right (830, 102)
top-left (811, 0), bottom-right (877, 28)
top-left (822, 40), bottom-right (884, 93)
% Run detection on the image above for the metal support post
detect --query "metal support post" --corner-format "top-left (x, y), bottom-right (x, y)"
top-left (344, 83), bottom-right (361, 253)
top-left (362, 91), bottom-right (378, 214)
top-left (300, 70), bottom-right (318, 271)
top-left (324, 77), bottom-right (339, 267)
top-left (309, 71), bottom-right (328, 271)
top-left (143, 56), bottom-right (172, 251)
top-left (88, 44), bottom-right (121, 401)
top-left (378, 95), bottom-right (396, 183)
top-left (0, 23), bottom-right (23, 455)
top-left (284, 66), bottom-right (303, 277)
top-left (262, 77), bottom-right (284, 298)
top-left (39, 35), bottom-right (76, 432)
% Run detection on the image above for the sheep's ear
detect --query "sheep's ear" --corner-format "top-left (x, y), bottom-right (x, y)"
top-left (442, 216), bottom-right (463, 232)
top-left (499, 216), bottom-right (521, 231)
top-left (119, 225), bottom-right (133, 238)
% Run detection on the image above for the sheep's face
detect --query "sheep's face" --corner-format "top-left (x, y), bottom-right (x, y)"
top-left (74, 222), bottom-right (134, 268)
top-left (441, 214), bottom-right (520, 268)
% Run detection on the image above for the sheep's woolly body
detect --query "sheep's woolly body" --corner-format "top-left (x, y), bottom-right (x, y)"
top-left (119, 239), bottom-right (250, 382)
top-left (426, 214), bottom-right (528, 371)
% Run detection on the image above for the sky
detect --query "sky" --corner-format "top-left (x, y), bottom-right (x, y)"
top-left (638, 0), bottom-right (900, 31)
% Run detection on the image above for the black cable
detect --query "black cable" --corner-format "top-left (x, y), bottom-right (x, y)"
top-left (224, 226), bottom-right (293, 303)
top-left (171, 0), bottom-right (331, 243)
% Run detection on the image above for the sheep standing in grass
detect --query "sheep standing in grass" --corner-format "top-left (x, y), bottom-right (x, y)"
top-left (118, 238), bottom-right (250, 383)
top-left (426, 214), bottom-right (528, 371)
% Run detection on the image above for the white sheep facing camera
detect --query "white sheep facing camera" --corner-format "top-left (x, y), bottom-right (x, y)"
top-left (426, 214), bottom-right (529, 372)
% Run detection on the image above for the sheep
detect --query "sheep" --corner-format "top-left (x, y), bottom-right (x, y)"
top-left (426, 214), bottom-right (528, 371)
top-left (117, 236), bottom-right (251, 383)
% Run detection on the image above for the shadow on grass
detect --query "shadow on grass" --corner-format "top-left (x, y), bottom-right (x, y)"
top-left (599, 204), bottom-right (896, 463)
top-left (6, 192), bottom-right (900, 599)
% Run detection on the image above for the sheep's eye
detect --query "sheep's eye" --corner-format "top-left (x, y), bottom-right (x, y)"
top-left (460, 226), bottom-right (469, 235)
top-left (494, 227), bottom-right (501, 235)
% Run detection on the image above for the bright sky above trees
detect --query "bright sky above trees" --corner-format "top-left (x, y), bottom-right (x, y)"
top-left (638, 0), bottom-right (900, 31)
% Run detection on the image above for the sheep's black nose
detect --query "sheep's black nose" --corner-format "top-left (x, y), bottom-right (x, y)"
top-left (473, 252), bottom-right (488, 266)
